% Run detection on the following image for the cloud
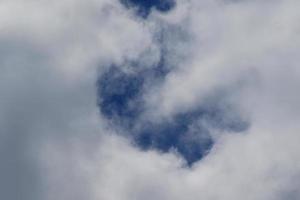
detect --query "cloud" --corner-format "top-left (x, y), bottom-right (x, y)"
top-left (0, 0), bottom-right (154, 199)
top-left (1, 0), bottom-right (300, 200)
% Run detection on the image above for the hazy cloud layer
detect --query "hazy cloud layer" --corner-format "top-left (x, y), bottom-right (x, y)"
top-left (1, 0), bottom-right (300, 200)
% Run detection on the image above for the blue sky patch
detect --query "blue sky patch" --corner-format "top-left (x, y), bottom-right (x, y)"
top-left (97, 64), bottom-right (249, 166)
top-left (97, 9), bottom-right (248, 165)
top-left (120, 0), bottom-right (176, 18)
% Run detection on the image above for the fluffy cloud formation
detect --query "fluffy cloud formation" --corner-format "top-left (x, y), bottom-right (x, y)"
top-left (1, 0), bottom-right (300, 200)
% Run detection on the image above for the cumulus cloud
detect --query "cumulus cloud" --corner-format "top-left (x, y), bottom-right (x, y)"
top-left (1, 0), bottom-right (300, 200)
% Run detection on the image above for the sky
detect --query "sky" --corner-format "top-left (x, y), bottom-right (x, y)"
top-left (1, 0), bottom-right (300, 199)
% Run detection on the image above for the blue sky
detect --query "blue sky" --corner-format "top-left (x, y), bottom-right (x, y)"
top-left (97, 62), bottom-right (249, 165)
top-left (120, 0), bottom-right (175, 17)
top-left (97, 0), bottom-right (249, 166)
top-left (1, 0), bottom-right (300, 200)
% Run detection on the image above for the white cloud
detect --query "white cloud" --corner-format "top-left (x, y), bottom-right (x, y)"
top-left (1, 0), bottom-right (300, 200)
top-left (147, 0), bottom-right (300, 117)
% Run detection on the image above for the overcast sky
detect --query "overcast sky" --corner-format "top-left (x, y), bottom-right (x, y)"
top-left (1, 0), bottom-right (300, 200)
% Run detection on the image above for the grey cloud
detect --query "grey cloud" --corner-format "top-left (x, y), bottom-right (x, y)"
top-left (0, 0), bottom-right (154, 199)
top-left (1, 0), bottom-right (300, 200)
